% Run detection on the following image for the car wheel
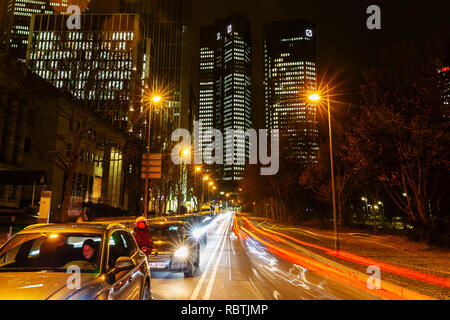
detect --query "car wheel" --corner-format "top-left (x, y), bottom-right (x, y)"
top-left (141, 280), bottom-right (151, 300)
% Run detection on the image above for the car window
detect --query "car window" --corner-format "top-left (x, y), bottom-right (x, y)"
top-left (108, 232), bottom-right (122, 269)
top-left (150, 225), bottom-right (186, 241)
top-left (108, 231), bottom-right (135, 268)
top-left (119, 231), bottom-right (137, 256)
top-left (0, 233), bottom-right (102, 273)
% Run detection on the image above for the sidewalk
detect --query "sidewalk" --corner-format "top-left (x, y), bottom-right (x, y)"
top-left (249, 217), bottom-right (450, 300)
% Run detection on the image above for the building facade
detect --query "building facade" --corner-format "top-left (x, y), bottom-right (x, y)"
top-left (119, 0), bottom-right (193, 152)
top-left (26, 13), bottom-right (144, 134)
top-left (0, 48), bottom-right (128, 220)
top-left (0, 0), bottom-right (85, 62)
top-left (199, 14), bottom-right (252, 183)
top-left (263, 20), bottom-right (319, 165)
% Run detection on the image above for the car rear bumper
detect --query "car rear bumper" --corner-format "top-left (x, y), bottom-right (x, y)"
top-left (148, 257), bottom-right (190, 272)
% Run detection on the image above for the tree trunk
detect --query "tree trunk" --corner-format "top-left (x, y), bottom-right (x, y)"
top-left (416, 196), bottom-right (428, 225)
top-left (60, 166), bottom-right (76, 223)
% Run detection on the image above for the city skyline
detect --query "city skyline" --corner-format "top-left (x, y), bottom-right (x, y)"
top-left (0, 0), bottom-right (448, 303)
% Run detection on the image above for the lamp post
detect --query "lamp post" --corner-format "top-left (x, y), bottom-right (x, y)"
top-left (202, 175), bottom-right (209, 208)
top-left (208, 181), bottom-right (213, 203)
top-left (309, 85), bottom-right (339, 252)
top-left (212, 186), bottom-right (217, 202)
top-left (195, 166), bottom-right (201, 211)
top-left (144, 95), bottom-right (162, 218)
top-left (361, 197), bottom-right (369, 223)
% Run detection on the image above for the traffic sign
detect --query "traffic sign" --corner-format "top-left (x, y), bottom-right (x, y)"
top-left (142, 153), bottom-right (162, 180)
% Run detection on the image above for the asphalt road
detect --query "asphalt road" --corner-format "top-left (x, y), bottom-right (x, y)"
top-left (150, 213), bottom-right (380, 300)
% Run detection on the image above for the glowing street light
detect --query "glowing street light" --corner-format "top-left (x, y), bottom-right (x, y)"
top-left (308, 93), bottom-right (321, 102)
top-left (181, 148), bottom-right (190, 157)
top-left (308, 85), bottom-right (339, 251)
top-left (144, 93), bottom-right (163, 218)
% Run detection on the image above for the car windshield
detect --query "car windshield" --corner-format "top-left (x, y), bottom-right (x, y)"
top-left (0, 233), bottom-right (103, 273)
top-left (150, 225), bottom-right (186, 241)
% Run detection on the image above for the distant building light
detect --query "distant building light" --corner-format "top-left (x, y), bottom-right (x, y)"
top-left (227, 25), bottom-right (232, 34)
top-left (305, 29), bottom-right (313, 37)
top-left (441, 66), bottom-right (450, 72)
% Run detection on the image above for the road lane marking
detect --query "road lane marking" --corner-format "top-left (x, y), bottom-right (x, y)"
top-left (190, 217), bottom-right (229, 300)
top-left (203, 218), bottom-right (231, 300)
top-left (228, 238), bottom-right (232, 281)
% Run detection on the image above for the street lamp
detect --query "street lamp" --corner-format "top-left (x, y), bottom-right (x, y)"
top-left (208, 181), bottom-right (214, 203)
top-left (144, 94), bottom-right (162, 218)
top-left (361, 197), bottom-right (369, 223)
top-left (202, 175), bottom-right (209, 207)
top-left (194, 166), bottom-right (201, 212)
top-left (308, 85), bottom-right (340, 252)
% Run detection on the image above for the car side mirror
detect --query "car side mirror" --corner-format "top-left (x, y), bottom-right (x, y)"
top-left (115, 256), bottom-right (134, 271)
top-left (106, 257), bottom-right (135, 285)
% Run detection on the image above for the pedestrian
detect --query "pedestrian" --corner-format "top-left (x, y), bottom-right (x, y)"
top-left (133, 216), bottom-right (153, 256)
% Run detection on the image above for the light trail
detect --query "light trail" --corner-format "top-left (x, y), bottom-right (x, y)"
top-left (241, 217), bottom-right (450, 290)
top-left (190, 215), bottom-right (230, 300)
top-left (235, 217), bottom-right (437, 300)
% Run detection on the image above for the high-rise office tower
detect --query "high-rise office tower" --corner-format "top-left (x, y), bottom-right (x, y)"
top-left (119, 0), bottom-right (193, 151)
top-left (26, 13), bottom-right (145, 132)
top-left (263, 20), bottom-right (319, 165)
top-left (1, 0), bottom-right (88, 62)
top-left (200, 14), bottom-right (252, 183)
top-left (198, 26), bottom-right (216, 166)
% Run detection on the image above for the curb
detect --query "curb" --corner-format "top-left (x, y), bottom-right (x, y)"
top-left (280, 235), bottom-right (435, 300)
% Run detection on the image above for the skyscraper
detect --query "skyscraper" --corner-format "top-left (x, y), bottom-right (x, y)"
top-left (1, 0), bottom-right (87, 62)
top-left (26, 13), bottom-right (144, 133)
top-left (119, 0), bottom-right (193, 151)
top-left (263, 19), bottom-right (319, 165)
top-left (199, 14), bottom-right (252, 183)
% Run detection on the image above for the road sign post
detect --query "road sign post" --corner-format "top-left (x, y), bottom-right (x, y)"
top-left (142, 153), bottom-right (162, 217)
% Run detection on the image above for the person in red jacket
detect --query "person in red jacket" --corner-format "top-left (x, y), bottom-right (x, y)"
top-left (133, 216), bottom-right (153, 256)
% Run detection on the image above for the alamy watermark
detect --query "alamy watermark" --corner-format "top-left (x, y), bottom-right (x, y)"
top-left (366, 265), bottom-right (381, 290)
top-left (171, 121), bottom-right (280, 176)
top-left (66, 265), bottom-right (81, 290)
top-left (66, 5), bottom-right (82, 30)
top-left (366, 5), bottom-right (381, 30)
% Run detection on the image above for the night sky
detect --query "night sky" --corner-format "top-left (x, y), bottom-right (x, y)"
top-left (88, 0), bottom-right (450, 128)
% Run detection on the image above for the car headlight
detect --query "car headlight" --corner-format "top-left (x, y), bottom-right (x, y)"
top-left (174, 246), bottom-right (189, 258)
top-left (192, 228), bottom-right (203, 240)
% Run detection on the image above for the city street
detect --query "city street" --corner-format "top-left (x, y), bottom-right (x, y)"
top-left (150, 213), bottom-right (445, 300)
top-left (0, 0), bottom-right (448, 303)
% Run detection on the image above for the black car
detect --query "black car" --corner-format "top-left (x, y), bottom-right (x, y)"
top-left (166, 213), bottom-right (213, 244)
top-left (148, 221), bottom-right (200, 277)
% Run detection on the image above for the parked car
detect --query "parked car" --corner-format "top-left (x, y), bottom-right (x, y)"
top-left (0, 223), bottom-right (151, 300)
top-left (148, 221), bottom-right (200, 277)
